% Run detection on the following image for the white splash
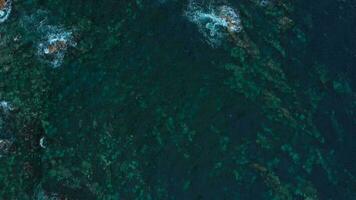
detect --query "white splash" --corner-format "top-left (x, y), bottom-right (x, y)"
top-left (0, 100), bottom-right (13, 113)
top-left (20, 10), bottom-right (77, 68)
top-left (0, 0), bottom-right (12, 23)
top-left (37, 26), bottom-right (77, 68)
top-left (39, 137), bottom-right (46, 149)
top-left (185, 1), bottom-right (242, 47)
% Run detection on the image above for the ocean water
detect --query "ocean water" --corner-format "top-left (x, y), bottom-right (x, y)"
top-left (0, 0), bottom-right (355, 199)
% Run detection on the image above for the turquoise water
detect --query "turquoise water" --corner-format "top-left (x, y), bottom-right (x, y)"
top-left (0, 0), bottom-right (355, 199)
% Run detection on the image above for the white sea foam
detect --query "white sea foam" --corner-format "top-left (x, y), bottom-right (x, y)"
top-left (39, 137), bottom-right (46, 149)
top-left (0, 100), bottom-right (14, 156)
top-left (19, 10), bottom-right (77, 68)
top-left (0, 0), bottom-right (12, 23)
top-left (185, 1), bottom-right (242, 47)
top-left (0, 100), bottom-right (12, 113)
top-left (37, 26), bottom-right (77, 68)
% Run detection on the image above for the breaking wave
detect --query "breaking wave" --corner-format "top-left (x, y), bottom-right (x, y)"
top-left (37, 26), bottom-right (77, 68)
top-left (0, 0), bottom-right (12, 23)
top-left (185, 1), bottom-right (242, 47)
top-left (20, 10), bottom-right (77, 68)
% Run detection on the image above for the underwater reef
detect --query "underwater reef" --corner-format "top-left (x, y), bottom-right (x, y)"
top-left (0, 0), bottom-right (355, 199)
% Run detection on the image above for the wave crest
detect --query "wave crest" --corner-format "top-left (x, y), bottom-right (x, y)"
top-left (185, 1), bottom-right (242, 47)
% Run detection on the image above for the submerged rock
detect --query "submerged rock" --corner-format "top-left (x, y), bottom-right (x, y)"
top-left (185, 1), bottom-right (242, 47)
top-left (37, 27), bottom-right (77, 68)
top-left (20, 10), bottom-right (77, 68)
top-left (0, 0), bottom-right (11, 23)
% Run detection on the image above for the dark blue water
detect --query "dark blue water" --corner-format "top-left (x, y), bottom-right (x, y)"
top-left (0, 0), bottom-right (355, 199)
